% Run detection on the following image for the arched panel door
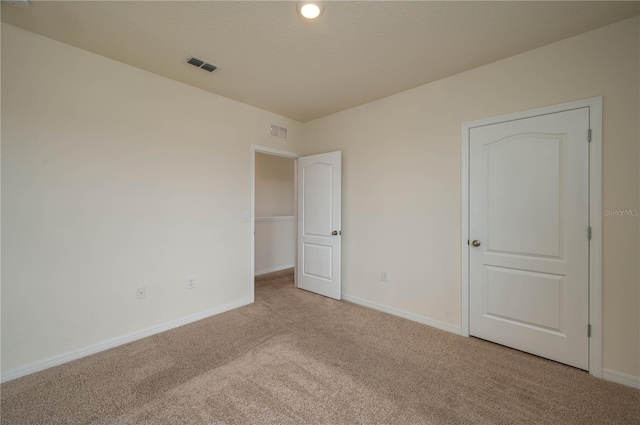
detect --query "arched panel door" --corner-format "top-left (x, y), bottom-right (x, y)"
top-left (469, 108), bottom-right (589, 369)
top-left (297, 151), bottom-right (341, 299)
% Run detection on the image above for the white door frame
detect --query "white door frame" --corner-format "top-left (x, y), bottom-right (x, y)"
top-left (250, 145), bottom-right (300, 303)
top-left (460, 97), bottom-right (603, 378)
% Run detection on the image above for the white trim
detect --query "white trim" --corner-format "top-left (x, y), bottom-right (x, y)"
top-left (460, 97), bottom-right (603, 378)
top-left (252, 145), bottom-right (300, 160)
top-left (255, 264), bottom-right (296, 276)
top-left (250, 145), bottom-right (300, 303)
top-left (255, 216), bottom-right (295, 222)
top-left (342, 294), bottom-right (462, 335)
top-left (461, 120), bottom-right (470, 337)
top-left (0, 298), bottom-right (252, 383)
top-left (602, 368), bottom-right (640, 389)
top-left (587, 98), bottom-right (603, 379)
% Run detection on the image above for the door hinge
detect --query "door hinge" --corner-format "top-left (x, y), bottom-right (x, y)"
top-left (587, 226), bottom-right (592, 240)
top-left (588, 129), bottom-right (592, 143)
top-left (588, 324), bottom-right (592, 337)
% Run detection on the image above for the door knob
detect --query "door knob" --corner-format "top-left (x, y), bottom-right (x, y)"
top-left (332, 230), bottom-right (338, 236)
top-left (472, 240), bottom-right (481, 247)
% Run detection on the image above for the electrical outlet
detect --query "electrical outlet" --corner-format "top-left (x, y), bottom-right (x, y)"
top-left (381, 271), bottom-right (389, 282)
top-left (187, 277), bottom-right (196, 289)
top-left (137, 286), bottom-right (146, 299)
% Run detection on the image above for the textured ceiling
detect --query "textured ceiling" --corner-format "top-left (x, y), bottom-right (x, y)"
top-left (2, 1), bottom-right (639, 122)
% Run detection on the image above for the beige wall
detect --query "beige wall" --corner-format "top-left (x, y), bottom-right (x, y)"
top-left (2, 17), bottom-right (639, 380)
top-left (254, 153), bottom-right (295, 274)
top-left (1, 24), bottom-right (303, 373)
top-left (304, 17), bottom-right (640, 376)
top-left (255, 153), bottom-right (294, 217)
top-left (254, 220), bottom-right (296, 275)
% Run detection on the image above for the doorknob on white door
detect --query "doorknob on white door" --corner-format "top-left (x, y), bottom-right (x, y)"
top-left (472, 240), bottom-right (481, 247)
top-left (331, 230), bottom-right (338, 236)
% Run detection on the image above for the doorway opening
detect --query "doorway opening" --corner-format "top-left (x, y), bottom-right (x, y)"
top-left (250, 146), bottom-right (300, 302)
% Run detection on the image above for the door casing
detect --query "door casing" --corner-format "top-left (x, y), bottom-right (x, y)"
top-left (460, 97), bottom-right (602, 378)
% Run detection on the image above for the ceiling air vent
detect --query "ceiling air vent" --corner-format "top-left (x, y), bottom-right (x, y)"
top-left (270, 125), bottom-right (288, 140)
top-left (200, 63), bottom-right (217, 73)
top-left (186, 57), bottom-right (218, 73)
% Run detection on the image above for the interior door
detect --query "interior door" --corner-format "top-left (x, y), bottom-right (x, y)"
top-left (469, 108), bottom-right (590, 370)
top-left (297, 151), bottom-right (342, 299)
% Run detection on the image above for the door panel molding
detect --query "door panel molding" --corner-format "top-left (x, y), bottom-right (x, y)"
top-left (461, 97), bottom-right (602, 377)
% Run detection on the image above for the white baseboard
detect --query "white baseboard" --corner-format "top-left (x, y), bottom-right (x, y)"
top-left (602, 368), bottom-right (640, 389)
top-left (0, 298), bottom-right (252, 383)
top-left (255, 264), bottom-right (295, 276)
top-left (341, 294), bottom-right (462, 335)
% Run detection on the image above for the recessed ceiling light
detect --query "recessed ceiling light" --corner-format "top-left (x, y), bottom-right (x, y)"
top-left (298, 2), bottom-right (323, 20)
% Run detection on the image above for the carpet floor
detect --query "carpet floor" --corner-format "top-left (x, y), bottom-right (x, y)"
top-left (2, 269), bottom-right (639, 424)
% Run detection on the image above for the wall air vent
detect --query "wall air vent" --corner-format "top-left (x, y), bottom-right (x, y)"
top-left (186, 57), bottom-right (219, 73)
top-left (270, 125), bottom-right (288, 140)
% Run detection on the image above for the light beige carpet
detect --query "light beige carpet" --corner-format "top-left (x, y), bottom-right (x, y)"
top-left (2, 269), bottom-right (639, 424)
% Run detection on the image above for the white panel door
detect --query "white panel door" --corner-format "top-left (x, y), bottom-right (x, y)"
top-left (469, 108), bottom-right (590, 370)
top-left (297, 151), bottom-right (341, 299)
